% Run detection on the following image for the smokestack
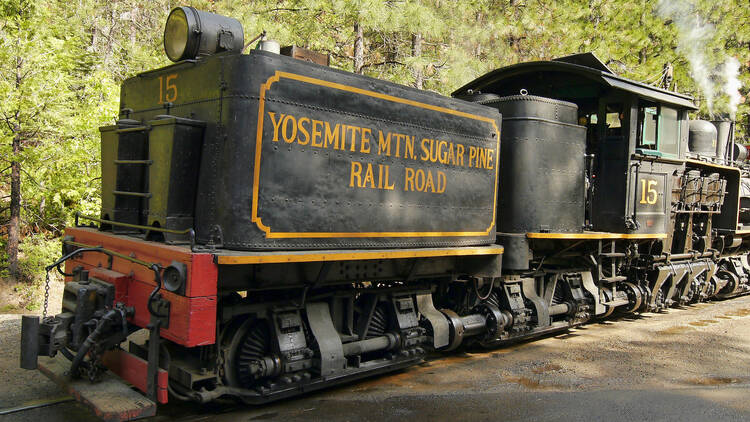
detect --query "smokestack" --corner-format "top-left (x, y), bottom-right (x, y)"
top-left (711, 117), bottom-right (734, 164)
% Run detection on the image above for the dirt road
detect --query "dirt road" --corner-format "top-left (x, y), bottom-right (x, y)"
top-left (2, 295), bottom-right (750, 421)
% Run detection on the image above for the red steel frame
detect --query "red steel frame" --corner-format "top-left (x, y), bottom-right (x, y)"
top-left (63, 227), bottom-right (218, 347)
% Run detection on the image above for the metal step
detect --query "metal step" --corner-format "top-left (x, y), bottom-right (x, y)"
top-left (114, 159), bottom-right (153, 165)
top-left (37, 356), bottom-right (156, 422)
top-left (113, 190), bottom-right (152, 198)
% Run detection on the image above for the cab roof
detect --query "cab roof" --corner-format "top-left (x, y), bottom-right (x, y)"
top-left (452, 53), bottom-right (697, 110)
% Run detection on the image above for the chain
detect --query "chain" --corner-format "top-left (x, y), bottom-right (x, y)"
top-left (42, 270), bottom-right (51, 320)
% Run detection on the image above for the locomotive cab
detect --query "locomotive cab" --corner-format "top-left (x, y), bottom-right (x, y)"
top-left (454, 52), bottom-right (699, 237)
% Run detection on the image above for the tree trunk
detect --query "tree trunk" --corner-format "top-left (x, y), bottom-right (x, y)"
top-left (354, 22), bottom-right (364, 74)
top-left (7, 133), bottom-right (21, 279)
top-left (411, 33), bottom-right (423, 89)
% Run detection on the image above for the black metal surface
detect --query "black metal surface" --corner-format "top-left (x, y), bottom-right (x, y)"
top-left (20, 315), bottom-right (40, 370)
top-left (480, 94), bottom-right (579, 124)
top-left (481, 95), bottom-right (585, 233)
top-left (118, 50), bottom-right (500, 250)
top-left (627, 164), bottom-right (668, 233)
top-left (497, 233), bottom-right (531, 270)
top-left (146, 116), bottom-right (205, 240)
top-left (147, 317), bottom-right (162, 402)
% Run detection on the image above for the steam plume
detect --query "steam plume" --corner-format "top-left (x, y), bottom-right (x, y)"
top-left (656, 0), bottom-right (742, 118)
top-left (724, 58), bottom-right (742, 119)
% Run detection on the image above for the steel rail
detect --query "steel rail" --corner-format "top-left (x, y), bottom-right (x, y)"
top-left (0, 396), bottom-right (74, 415)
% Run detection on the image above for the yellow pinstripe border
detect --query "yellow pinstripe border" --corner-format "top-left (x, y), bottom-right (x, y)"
top-left (527, 232), bottom-right (667, 240)
top-left (251, 71), bottom-right (500, 239)
top-left (685, 159), bottom-right (742, 174)
top-left (216, 246), bottom-right (505, 265)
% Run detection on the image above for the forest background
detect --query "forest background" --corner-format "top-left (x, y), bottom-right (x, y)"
top-left (0, 0), bottom-right (748, 311)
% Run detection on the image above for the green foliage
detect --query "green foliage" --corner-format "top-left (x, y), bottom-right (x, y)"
top-left (17, 235), bottom-right (60, 282)
top-left (0, 239), bottom-right (8, 279)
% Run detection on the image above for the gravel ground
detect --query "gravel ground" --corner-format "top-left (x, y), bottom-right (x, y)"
top-left (2, 295), bottom-right (750, 421)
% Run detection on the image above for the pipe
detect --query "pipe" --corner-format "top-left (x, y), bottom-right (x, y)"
top-left (0, 397), bottom-right (74, 416)
top-left (147, 264), bottom-right (167, 318)
top-left (69, 309), bottom-right (120, 378)
top-left (461, 313), bottom-right (488, 337)
top-left (653, 251), bottom-right (714, 262)
top-left (549, 303), bottom-right (571, 316)
top-left (342, 332), bottom-right (399, 356)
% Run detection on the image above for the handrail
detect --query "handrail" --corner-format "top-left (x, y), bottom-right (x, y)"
top-left (75, 212), bottom-right (196, 250)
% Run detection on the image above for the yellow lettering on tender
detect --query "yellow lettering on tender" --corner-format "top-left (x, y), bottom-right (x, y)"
top-left (282, 114), bottom-right (297, 143)
top-left (405, 135), bottom-right (415, 160)
top-left (311, 120), bottom-right (324, 147)
top-left (323, 122), bottom-right (338, 149)
top-left (339, 125), bottom-right (348, 151)
top-left (424, 170), bottom-right (436, 192)
top-left (437, 171), bottom-right (446, 193)
top-left (361, 128), bottom-right (372, 154)
top-left (383, 164), bottom-right (395, 190)
top-left (420, 138), bottom-right (430, 161)
top-left (350, 161), bottom-right (363, 187)
top-left (378, 131), bottom-right (391, 156)
top-left (478, 148), bottom-right (487, 169)
top-left (446, 143), bottom-right (456, 166)
top-left (437, 140), bottom-right (447, 164)
top-left (404, 167), bottom-right (415, 191)
top-left (404, 168), bottom-right (447, 194)
top-left (363, 162), bottom-right (376, 188)
top-left (429, 139), bottom-right (439, 163)
top-left (414, 169), bottom-right (425, 191)
top-left (347, 126), bottom-right (361, 152)
top-left (268, 112), bottom-right (284, 142)
top-left (468, 146), bottom-right (477, 167)
top-left (297, 117), bottom-right (310, 146)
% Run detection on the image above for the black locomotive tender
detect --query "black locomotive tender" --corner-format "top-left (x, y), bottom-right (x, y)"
top-left (20, 6), bottom-right (750, 417)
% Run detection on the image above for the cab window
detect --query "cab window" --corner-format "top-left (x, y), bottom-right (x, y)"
top-left (637, 104), bottom-right (681, 157)
top-left (604, 103), bottom-right (625, 137)
top-left (640, 107), bottom-right (657, 149)
top-left (658, 106), bottom-right (680, 156)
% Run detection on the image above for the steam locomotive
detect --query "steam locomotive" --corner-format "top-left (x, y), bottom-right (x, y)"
top-left (19, 7), bottom-right (750, 420)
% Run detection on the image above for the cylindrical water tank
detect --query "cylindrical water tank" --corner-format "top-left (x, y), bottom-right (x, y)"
top-left (687, 120), bottom-right (717, 157)
top-left (480, 95), bottom-right (586, 233)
